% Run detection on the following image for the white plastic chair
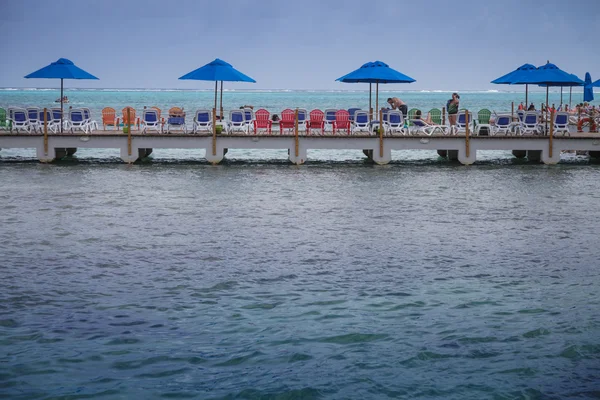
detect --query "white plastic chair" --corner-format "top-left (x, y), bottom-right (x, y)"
top-left (384, 110), bottom-right (406, 135)
top-left (493, 115), bottom-right (512, 135)
top-left (243, 108), bottom-right (254, 131)
top-left (26, 107), bottom-right (41, 133)
top-left (410, 119), bottom-right (449, 136)
top-left (553, 112), bottom-right (570, 136)
top-left (455, 110), bottom-right (473, 135)
top-left (141, 108), bottom-right (162, 134)
top-left (352, 111), bottom-right (371, 134)
top-left (520, 112), bottom-right (542, 135)
top-left (228, 110), bottom-right (247, 134)
top-left (68, 109), bottom-right (88, 133)
top-left (192, 110), bottom-right (213, 134)
top-left (324, 108), bottom-right (337, 132)
top-left (10, 108), bottom-right (31, 133)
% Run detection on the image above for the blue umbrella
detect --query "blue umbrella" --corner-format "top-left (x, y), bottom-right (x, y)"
top-left (584, 72), bottom-right (594, 102)
top-left (589, 79), bottom-right (600, 88)
top-left (336, 61), bottom-right (415, 116)
top-left (179, 58), bottom-right (256, 119)
top-left (538, 74), bottom-right (584, 107)
top-left (25, 58), bottom-right (99, 132)
top-left (491, 63), bottom-right (537, 105)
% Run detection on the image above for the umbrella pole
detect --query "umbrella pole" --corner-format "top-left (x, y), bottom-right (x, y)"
top-left (369, 83), bottom-right (372, 121)
top-left (214, 81), bottom-right (218, 119)
top-left (220, 80), bottom-right (223, 121)
top-left (525, 84), bottom-right (528, 107)
top-left (545, 86), bottom-right (549, 133)
top-left (569, 87), bottom-right (572, 108)
top-left (375, 81), bottom-right (379, 121)
top-left (60, 78), bottom-right (64, 133)
top-left (560, 87), bottom-right (563, 107)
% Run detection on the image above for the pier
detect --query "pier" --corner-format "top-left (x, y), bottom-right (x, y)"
top-left (1, 130), bottom-right (600, 164)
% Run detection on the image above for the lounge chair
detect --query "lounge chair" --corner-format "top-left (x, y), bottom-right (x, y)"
top-left (324, 109), bottom-right (337, 132)
top-left (347, 108), bottom-right (361, 122)
top-left (410, 119), bottom-right (449, 136)
top-left (253, 109), bottom-right (272, 134)
top-left (37, 109), bottom-right (58, 133)
top-left (141, 108), bottom-right (162, 134)
top-left (26, 107), bottom-right (41, 133)
top-left (228, 109), bottom-right (247, 134)
top-left (296, 108), bottom-right (308, 133)
top-left (454, 110), bottom-right (473, 135)
top-left (493, 115), bottom-right (512, 135)
top-left (475, 108), bottom-right (492, 136)
top-left (352, 111), bottom-right (371, 134)
top-left (333, 110), bottom-right (351, 135)
top-left (50, 108), bottom-right (63, 132)
top-left (307, 109), bottom-right (325, 135)
top-left (192, 109), bottom-right (212, 134)
top-left (81, 108), bottom-right (98, 132)
top-left (520, 112), bottom-right (543, 135)
top-left (68, 108), bottom-right (88, 133)
top-left (406, 108), bottom-right (420, 128)
top-left (553, 112), bottom-right (570, 136)
top-left (279, 109), bottom-right (296, 135)
top-left (10, 108), bottom-right (31, 133)
top-left (384, 110), bottom-right (406, 136)
top-left (243, 108), bottom-right (254, 131)
top-left (165, 107), bottom-right (187, 133)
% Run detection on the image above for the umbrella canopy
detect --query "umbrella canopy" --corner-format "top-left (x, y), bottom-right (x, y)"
top-left (589, 79), bottom-right (600, 88)
top-left (336, 61), bottom-right (415, 117)
top-left (511, 62), bottom-right (584, 86)
top-left (179, 58), bottom-right (256, 118)
top-left (491, 63), bottom-right (537, 107)
top-left (584, 72), bottom-right (594, 102)
top-left (24, 58), bottom-right (99, 132)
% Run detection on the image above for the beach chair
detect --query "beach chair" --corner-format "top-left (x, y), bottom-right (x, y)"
top-left (37, 109), bottom-right (58, 133)
top-left (493, 115), bottom-right (512, 135)
top-left (165, 107), bottom-right (187, 133)
top-left (253, 109), bottom-right (272, 134)
top-left (279, 109), bottom-right (296, 135)
top-left (474, 108), bottom-right (492, 136)
top-left (10, 108), bottom-right (31, 133)
top-left (553, 112), bottom-right (570, 136)
top-left (67, 108), bottom-right (89, 133)
top-left (333, 110), bottom-right (351, 135)
top-left (228, 109), bottom-right (247, 134)
top-left (26, 107), bottom-right (41, 133)
top-left (352, 111), bottom-right (371, 134)
top-left (347, 108), bottom-right (361, 122)
top-left (121, 106), bottom-right (140, 130)
top-left (0, 108), bottom-right (9, 131)
top-left (50, 108), bottom-right (63, 132)
top-left (101, 107), bottom-right (117, 130)
top-left (307, 109), bottom-right (325, 135)
top-left (384, 110), bottom-right (406, 135)
top-left (324, 109), bottom-right (337, 132)
top-left (141, 108), bottom-right (162, 134)
top-left (520, 112), bottom-right (542, 135)
top-left (455, 110), bottom-right (473, 135)
top-left (296, 108), bottom-right (307, 133)
top-left (407, 108), bottom-right (420, 127)
top-left (410, 119), bottom-right (449, 136)
top-left (428, 108), bottom-right (442, 125)
top-left (243, 108), bottom-right (254, 131)
top-left (81, 108), bottom-right (98, 132)
top-left (192, 110), bottom-right (212, 134)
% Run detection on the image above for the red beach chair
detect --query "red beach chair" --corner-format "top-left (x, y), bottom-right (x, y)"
top-left (333, 110), bottom-right (351, 135)
top-left (253, 109), bottom-right (272, 134)
top-left (307, 109), bottom-right (325, 135)
top-left (279, 109), bottom-right (296, 135)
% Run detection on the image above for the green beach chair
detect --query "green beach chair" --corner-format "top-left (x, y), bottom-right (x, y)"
top-left (428, 108), bottom-right (442, 125)
top-left (475, 108), bottom-right (492, 135)
top-left (407, 108), bottom-right (420, 127)
top-left (0, 108), bottom-right (9, 130)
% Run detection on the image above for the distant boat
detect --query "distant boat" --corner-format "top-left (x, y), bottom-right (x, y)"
top-left (55, 97), bottom-right (69, 103)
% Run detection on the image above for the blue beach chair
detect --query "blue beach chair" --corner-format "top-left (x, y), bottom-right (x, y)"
top-left (192, 110), bottom-right (212, 134)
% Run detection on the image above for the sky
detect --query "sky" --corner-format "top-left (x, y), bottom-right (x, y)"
top-left (1, 0), bottom-right (599, 91)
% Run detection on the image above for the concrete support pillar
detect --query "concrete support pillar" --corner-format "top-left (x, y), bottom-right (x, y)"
top-left (205, 147), bottom-right (226, 165)
top-left (55, 148), bottom-right (68, 159)
top-left (371, 148), bottom-right (391, 165)
top-left (37, 146), bottom-right (56, 163)
top-left (527, 150), bottom-right (542, 162)
top-left (458, 148), bottom-right (476, 165)
top-left (542, 148), bottom-right (561, 165)
top-left (120, 147), bottom-right (139, 164)
top-left (512, 150), bottom-right (527, 158)
top-left (288, 146), bottom-right (307, 165)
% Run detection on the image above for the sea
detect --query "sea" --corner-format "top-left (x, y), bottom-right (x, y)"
top-left (1, 89), bottom-right (600, 400)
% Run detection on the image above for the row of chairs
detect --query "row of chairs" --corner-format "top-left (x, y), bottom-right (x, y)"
top-left (0, 107), bottom-right (99, 133)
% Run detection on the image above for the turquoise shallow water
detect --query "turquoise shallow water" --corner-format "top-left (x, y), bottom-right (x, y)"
top-left (1, 162), bottom-right (600, 399)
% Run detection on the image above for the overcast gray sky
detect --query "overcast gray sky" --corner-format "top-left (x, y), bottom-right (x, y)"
top-left (1, 0), bottom-right (599, 90)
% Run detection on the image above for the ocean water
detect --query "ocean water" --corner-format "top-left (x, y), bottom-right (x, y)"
top-left (1, 90), bottom-right (600, 399)
top-left (2, 162), bottom-right (600, 399)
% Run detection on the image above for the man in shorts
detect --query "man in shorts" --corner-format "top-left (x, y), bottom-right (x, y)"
top-left (387, 97), bottom-right (408, 117)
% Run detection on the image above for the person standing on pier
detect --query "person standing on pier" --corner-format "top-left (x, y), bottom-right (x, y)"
top-left (447, 93), bottom-right (460, 131)
top-left (387, 97), bottom-right (408, 117)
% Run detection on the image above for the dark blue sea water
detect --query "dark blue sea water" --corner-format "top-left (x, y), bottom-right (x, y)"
top-left (1, 161), bottom-right (600, 399)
